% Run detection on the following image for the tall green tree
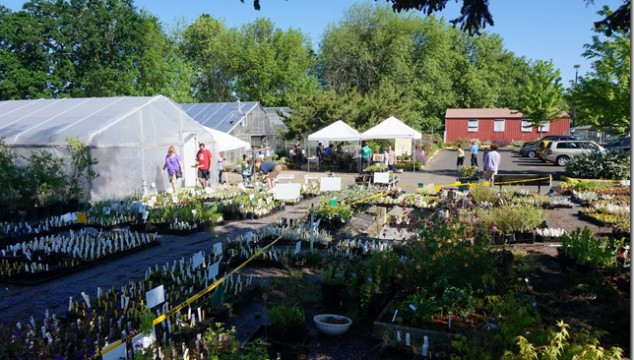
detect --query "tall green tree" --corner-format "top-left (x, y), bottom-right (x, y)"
top-left (318, 4), bottom-right (419, 94)
top-left (573, 25), bottom-right (630, 134)
top-left (232, 18), bottom-right (316, 106)
top-left (0, 5), bottom-right (52, 99)
top-left (517, 60), bottom-right (565, 130)
top-left (181, 15), bottom-right (236, 102)
top-left (0, 0), bottom-right (187, 99)
top-left (181, 16), bottom-right (316, 105)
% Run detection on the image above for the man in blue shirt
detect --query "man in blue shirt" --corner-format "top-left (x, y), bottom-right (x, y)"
top-left (324, 144), bottom-right (334, 158)
top-left (470, 141), bottom-right (479, 167)
top-left (255, 160), bottom-right (282, 189)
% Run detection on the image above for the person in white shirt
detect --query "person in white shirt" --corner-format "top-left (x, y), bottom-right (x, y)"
top-left (483, 144), bottom-right (501, 183)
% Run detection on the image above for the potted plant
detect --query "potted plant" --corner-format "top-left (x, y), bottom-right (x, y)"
top-left (458, 165), bottom-right (479, 183)
top-left (320, 258), bottom-right (353, 310)
top-left (266, 303), bottom-right (306, 344)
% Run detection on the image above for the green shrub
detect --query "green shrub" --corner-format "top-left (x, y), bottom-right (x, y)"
top-left (560, 228), bottom-right (619, 267)
top-left (565, 151), bottom-right (630, 180)
top-left (482, 205), bottom-right (545, 233)
top-left (469, 185), bottom-right (498, 203)
top-left (267, 304), bottom-right (305, 328)
top-left (459, 165), bottom-right (478, 178)
top-left (501, 321), bottom-right (624, 360)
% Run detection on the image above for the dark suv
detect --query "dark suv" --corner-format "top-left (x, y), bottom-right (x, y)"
top-left (605, 136), bottom-right (631, 152)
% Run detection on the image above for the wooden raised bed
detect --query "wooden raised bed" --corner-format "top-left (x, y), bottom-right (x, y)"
top-left (373, 300), bottom-right (455, 354)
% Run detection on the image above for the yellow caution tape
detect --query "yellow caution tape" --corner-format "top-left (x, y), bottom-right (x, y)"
top-left (491, 177), bottom-right (551, 185)
top-left (561, 176), bottom-right (623, 183)
top-left (95, 234), bottom-right (284, 358)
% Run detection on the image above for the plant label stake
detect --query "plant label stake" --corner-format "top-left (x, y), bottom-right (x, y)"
top-left (391, 309), bottom-right (398, 323)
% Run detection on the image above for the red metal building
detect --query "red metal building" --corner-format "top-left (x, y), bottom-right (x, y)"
top-left (444, 108), bottom-right (570, 143)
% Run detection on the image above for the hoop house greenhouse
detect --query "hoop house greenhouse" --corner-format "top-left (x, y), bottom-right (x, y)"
top-left (0, 96), bottom-right (216, 201)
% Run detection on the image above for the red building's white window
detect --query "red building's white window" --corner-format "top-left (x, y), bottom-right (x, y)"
top-left (468, 119), bottom-right (478, 132)
top-left (494, 119), bottom-right (505, 132)
top-left (539, 122), bottom-right (551, 132)
top-left (521, 120), bottom-right (532, 132)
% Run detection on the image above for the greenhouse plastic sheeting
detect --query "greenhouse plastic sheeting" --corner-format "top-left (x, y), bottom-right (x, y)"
top-left (0, 96), bottom-right (215, 201)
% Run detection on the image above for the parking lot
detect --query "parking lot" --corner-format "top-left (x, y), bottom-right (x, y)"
top-left (421, 147), bottom-right (565, 181)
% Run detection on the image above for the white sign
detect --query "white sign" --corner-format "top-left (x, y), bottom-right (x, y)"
top-left (213, 242), bottom-right (223, 257)
top-left (61, 212), bottom-right (77, 223)
top-left (320, 177), bottom-right (342, 192)
top-left (294, 241), bottom-right (301, 255)
top-left (374, 172), bottom-right (390, 184)
top-left (192, 252), bottom-right (204, 269)
top-left (101, 341), bottom-right (126, 360)
top-left (207, 260), bottom-right (220, 280)
top-left (274, 183), bottom-right (301, 200)
top-left (132, 329), bottom-right (155, 350)
top-left (146, 285), bottom-right (165, 309)
top-left (395, 138), bottom-right (412, 156)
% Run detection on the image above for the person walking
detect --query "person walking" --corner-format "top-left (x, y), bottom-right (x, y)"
top-left (255, 159), bottom-right (282, 189)
top-left (470, 141), bottom-right (479, 167)
top-left (162, 145), bottom-right (182, 193)
top-left (360, 141), bottom-right (372, 173)
top-left (483, 144), bottom-right (501, 183)
top-left (217, 151), bottom-right (225, 184)
top-left (456, 144), bottom-right (465, 170)
top-left (387, 146), bottom-right (396, 172)
top-left (241, 154), bottom-right (251, 181)
top-left (316, 142), bottom-right (324, 170)
top-left (196, 143), bottom-right (212, 188)
top-left (294, 143), bottom-right (303, 170)
top-left (383, 147), bottom-right (389, 167)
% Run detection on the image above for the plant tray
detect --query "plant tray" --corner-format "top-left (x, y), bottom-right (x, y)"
top-left (152, 221), bottom-right (212, 235)
top-left (535, 235), bottom-right (562, 243)
top-left (577, 212), bottom-right (610, 227)
top-left (1, 224), bottom-right (85, 246)
top-left (0, 241), bottom-right (160, 286)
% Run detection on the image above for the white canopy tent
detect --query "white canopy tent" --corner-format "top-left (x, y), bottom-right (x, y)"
top-left (361, 116), bottom-right (422, 140)
top-left (202, 126), bottom-right (251, 183)
top-left (306, 120), bottom-right (362, 171)
top-left (307, 120), bottom-right (362, 142)
top-left (361, 116), bottom-right (422, 172)
top-left (203, 126), bottom-right (250, 151)
top-left (0, 95), bottom-right (216, 201)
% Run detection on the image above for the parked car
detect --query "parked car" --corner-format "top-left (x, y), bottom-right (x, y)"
top-left (604, 136), bottom-right (631, 152)
top-left (543, 140), bottom-right (605, 166)
top-left (519, 142), bottom-right (539, 158)
top-left (529, 135), bottom-right (576, 160)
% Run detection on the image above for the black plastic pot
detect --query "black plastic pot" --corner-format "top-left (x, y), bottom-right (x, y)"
top-left (321, 283), bottom-right (346, 310)
top-left (457, 176), bottom-right (479, 184)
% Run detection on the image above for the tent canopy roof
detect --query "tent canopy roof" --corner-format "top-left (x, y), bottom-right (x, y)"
top-left (181, 101), bottom-right (259, 133)
top-left (203, 126), bottom-right (250, 151)
top-left (361, 116), bottom-right (421, 140)
top-left (307, 120), bottom-right (361, 141)
top-left (0, 95), bottom-right (204, 146)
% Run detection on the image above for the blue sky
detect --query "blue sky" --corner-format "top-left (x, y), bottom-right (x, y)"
top-left (4, 0), bottom-right (622, 85)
